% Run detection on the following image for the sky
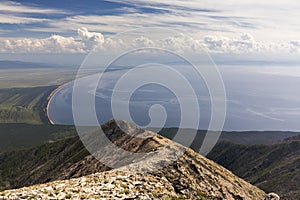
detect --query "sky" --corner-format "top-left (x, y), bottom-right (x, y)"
top-left (1, 0), bottom-right (300, 63)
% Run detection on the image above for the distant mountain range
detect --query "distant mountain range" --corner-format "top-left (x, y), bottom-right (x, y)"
top-left (0, 60), bottom-right (63, 69)
top-left (159, 128), bottom-right (300, 149)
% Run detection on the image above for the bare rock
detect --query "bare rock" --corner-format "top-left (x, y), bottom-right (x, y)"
top-left (263, 193), bottom-right (280, 200)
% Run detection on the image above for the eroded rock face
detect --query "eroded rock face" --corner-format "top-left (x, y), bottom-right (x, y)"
top-left (0, 120), bottom-right (272, 199)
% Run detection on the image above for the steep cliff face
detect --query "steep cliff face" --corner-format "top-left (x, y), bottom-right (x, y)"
top-left (0, 120), bottom-right (272, 199)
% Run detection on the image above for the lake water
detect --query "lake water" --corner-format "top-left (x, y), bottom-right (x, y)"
top-left (48, 65), bottom-right (300, 131)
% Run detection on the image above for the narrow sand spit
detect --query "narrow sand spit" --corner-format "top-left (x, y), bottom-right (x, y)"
top-left (45, 83), bottom-right (68, 125)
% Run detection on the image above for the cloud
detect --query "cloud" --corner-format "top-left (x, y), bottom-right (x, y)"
top-left (203, 34), bottom-right (300, 54)
top-left (0, 14), bottom-right (49, 24)
top-left (0, 1), bottom-right (65, 14)
top-left (0, 1), bottom-right (67, 24)
top-left (102, 0), bottom-right (300, 42)
top-left (290, 40), bottom-right (300, 53)
top-left (133, 36), bottom-right (155, 48)
top-left (44, 35), bottom-right (85, 53)
top-left (105, 0), bottom-right (298, 16)
top-left (1, 28), bottom-right (300, 56)
top-left (0, 35), bottom-right (84, 53)
top-left (204, 34), bottom-right (256, 53)
top-left (246, 108), bottom-right (285, 122)
top-left (77, 27), bottom-right (104, 49)
top-left (4, 0), bottom-right (296, 47)
top-left (0, 28), bottom-right (99, 53)
top-left (1, 0), bottom-right (300, 47)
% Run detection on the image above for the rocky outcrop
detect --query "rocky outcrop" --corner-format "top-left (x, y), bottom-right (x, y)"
top-left (0, 170), bottom-right (178, 200)
top-left (263, 193), bottom-right (280, 200)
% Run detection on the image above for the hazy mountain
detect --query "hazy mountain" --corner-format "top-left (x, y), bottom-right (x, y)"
top-left (159, 128), bottom-right (300, 150)
top-left (0, 60), bottom-right (63, 69)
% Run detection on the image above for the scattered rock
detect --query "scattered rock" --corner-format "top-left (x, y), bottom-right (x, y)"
top-left (263, 193), bottom-right (280, 200)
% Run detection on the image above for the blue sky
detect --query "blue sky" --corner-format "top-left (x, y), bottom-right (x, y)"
top-left (0, 0), bottom-right (172, 37)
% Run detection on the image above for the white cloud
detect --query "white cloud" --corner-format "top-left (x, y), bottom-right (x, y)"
top-left (1, 28), bottom-right (300, 56)
top-left (133, 36), bottom-right (155, 48)
top-left (0, 35), bottom-right (84, 53)
top-left (1, 0), bottom-right (300, 47)
top-left (10, 0), bottom-right (298, 46)
top-left (44, 35), bottom-right (85, 53)
top-left (102, 0), bottom-right (300, 41)
top-left (0, 1), bottom-right (67, 24)
top-left (0, 1), bottom-right (66, 14)
top-left (0, 0), bottom-right (68, 24)
top-left (0, 13), bottom-right (48, 24)
top-left (0, 29), bottom-right (91, 53)
top-left (77, 27), bottom-right (105, 49)
top-left (290, 40), bottom-right (300, 53)
top-left (246, 108), bottom-right (285, 122)
top-left (203, 34), bottom-right (300, 54)
top-left (204, 34), bottom-right (257, 53)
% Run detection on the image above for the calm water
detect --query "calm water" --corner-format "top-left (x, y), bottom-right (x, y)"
top-left (48, 65), bottom-right (300, 131)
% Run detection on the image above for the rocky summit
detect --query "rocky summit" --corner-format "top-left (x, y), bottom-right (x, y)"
top-left (0, 120), bottom-right (278, 199)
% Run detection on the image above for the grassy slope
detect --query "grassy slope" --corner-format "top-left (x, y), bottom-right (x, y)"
top-left (0, 68), bottom-right (77, 89)
top-left (0, 123), bottom-right (76, 153)
top-left (0, 86), bottom-right (56, 124)
top-left (207, 136), bottom-right (300, 199)
top-left (0, 85), bottom-right (78, 154)
top-left (0, 136), bottom-right (88, 191)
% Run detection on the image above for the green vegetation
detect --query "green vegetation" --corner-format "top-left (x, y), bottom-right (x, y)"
top-left (0, 68), bottom-right (95, 192)
top-left (0, 136), bottom-right (89, 191)
top-left (208, 136), bottom-right (300, 199)
top-left (0, 123), bottom-right (76, 153)
top-left (0, 68), bottom-right (77, 89)
top-left (0, 85), bottom-right (77, 153)
top-left (0, 86), bottom-right (56, 124)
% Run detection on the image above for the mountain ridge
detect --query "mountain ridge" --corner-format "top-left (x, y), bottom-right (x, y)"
top-left (0, 119), bottom-right (274, 199)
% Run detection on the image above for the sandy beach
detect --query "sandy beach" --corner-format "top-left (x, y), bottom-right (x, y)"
top-left (45, 83), bottom-right (68, 125)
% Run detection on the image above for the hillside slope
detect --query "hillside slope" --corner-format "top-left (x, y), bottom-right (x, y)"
top-left (0, 86), bottom-right (56, 124)
top-left (0, 123), bottom-right (76, 153)
top-left (0, 120), bottom-right (269, 199)
top-left (208, 137), bottom-right (300, 199)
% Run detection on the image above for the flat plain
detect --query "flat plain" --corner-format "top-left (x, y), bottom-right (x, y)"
top-left (0, 68), bottom-right (77, 89)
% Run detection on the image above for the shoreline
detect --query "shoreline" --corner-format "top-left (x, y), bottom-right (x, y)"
top-left (45, 83), bottom-right (68, 125)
